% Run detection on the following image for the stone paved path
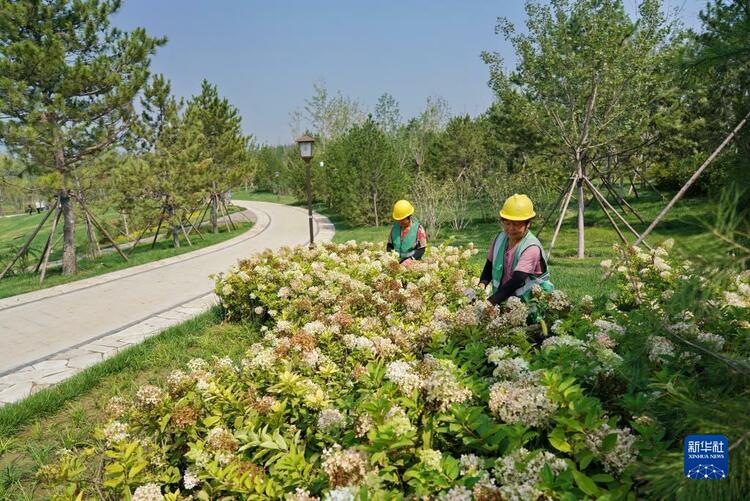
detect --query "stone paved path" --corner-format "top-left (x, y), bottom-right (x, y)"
top-left (0, 201), bottom-right (335, 405)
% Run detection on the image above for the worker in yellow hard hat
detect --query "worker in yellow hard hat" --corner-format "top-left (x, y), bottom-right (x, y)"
top-left (468, 194), bottom-right (553, 305)
top-left (387, 199), bottom-right (427, 266)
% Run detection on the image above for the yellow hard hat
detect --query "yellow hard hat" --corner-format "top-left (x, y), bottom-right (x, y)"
top-left (392, 199), bottom-right (414, 221)
top-left (499, 194), bottom-right (536, 221)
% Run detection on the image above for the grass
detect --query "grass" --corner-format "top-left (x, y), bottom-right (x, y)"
top-left (0, 308), bottom-right (263, 499)
top-left (0, 215), bottom-right (252, 300)
top-left (236, 191), bottom-right (719, 300)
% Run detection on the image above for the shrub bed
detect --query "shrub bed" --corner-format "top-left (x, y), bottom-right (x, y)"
top-left (40, 241), bottom-right (750, 500)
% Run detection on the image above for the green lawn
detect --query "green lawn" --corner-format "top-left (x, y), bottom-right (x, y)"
top-left (0, 309), bottom-right (261, 499)
top-left (0, 219), bottom-right (253, 299)
top-left (235, 191), bottom-right (719, 300)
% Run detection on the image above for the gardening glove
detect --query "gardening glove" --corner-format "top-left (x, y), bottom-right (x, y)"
top-left (463, 288), bottom-right (477, 303)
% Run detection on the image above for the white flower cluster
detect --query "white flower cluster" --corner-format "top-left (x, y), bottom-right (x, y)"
top-left (105, 396), bottom-right (129, 419)
top-left (488, 380), bottom-right (557, 427)
top-left (135, 385), bottom-right (165, 409)
top-left (318, 408), bottom-right (347, 433)
top-left (321, 444), bottom-right (370, 488)
top-left (486, 346), bottom-right (532, 381)
top-left (584, 423), bottom-right (638, 473)
top-left (242, 343), bottom-right (277, 371)
top-left (166, 369), bottom-right (192, 395)
top-left (385, 406), bottom-right (415, 436)
top-left (102, 420), bottom-right (128, 445)
top-left (323, 486), bottom-right (358, 501)
top-left (541, 335), bottom-right (586, 351)
top-left (493, 447), bottom-right (567, 501)
top-left (131, 483), bottom-right (163, 501)
top-left (385, 360), bottom-right (423, 394)
top-left (183, 469), bottom-right (200, 490)
top-left (593, 319), bottom-right (625, 336)
top-left (419, 448), bottom-right (443, 471)
top-left (459, 454), bottom-right (484, 476)
top-left (438, 485), bottom-right (473, 501)
top-left (492, 357), bottom-right (532, 381)
top-left (488, 297), bottom-right (528, 332)
top-left (286, 487), bottom-right (320, 501)
top-left (647, 335), bottom-right (675, 363)
top-left (422, 358), bottom-right (472, 411)
top-left (187, 358), bottom-right (209, 372)
top-left (695, 331), bottom-right (725, 351)
top-left (546, 290), bottom-right (571, 312)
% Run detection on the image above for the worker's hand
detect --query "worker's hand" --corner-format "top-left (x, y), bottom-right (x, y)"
top-left (401, 258), bottom-right (414, 268)
top-left (463, 288), bottom-right (477, 303)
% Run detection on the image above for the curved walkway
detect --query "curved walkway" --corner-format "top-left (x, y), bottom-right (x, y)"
top-left (0, 201), bottom-right (335, 404)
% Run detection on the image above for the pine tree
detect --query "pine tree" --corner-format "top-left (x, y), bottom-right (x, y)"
top-left (0, 0), bottom-right (165, 273)
top-left (187, 80), bottom-right (250, 233)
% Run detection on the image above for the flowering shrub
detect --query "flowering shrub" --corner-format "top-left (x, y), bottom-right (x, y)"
top-left (39, 240), bottom-right (749, 499)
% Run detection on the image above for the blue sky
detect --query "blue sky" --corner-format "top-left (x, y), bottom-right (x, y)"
top-left (113, 1), bottom-right (706, 146)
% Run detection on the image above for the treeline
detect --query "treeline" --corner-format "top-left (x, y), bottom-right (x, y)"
top-left (0, 1), bottom-right (253, 274)
top-left (254, 0), bottom-right (749, 238)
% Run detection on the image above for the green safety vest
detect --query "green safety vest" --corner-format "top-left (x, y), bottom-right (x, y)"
top-left (491, 230), bottom-right (554, 301)
top-left (391, 219), bottom-right (420, 260)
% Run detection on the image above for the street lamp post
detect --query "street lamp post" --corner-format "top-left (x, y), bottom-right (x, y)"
top-left (296, 134), bottom-right (315, 248)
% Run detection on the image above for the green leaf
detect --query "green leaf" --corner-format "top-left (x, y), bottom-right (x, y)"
top-left (103, 475), bottom-right (124, 488)
top-left (579, 450), bottom-right (595, 470)
top-left (572, 470), bottom-right (600, 497)
top-left (202, 415), bottom-right (221, 428)
top-left (105, 463), bottom-right (124, 474)
top-left (159, 414), bottom-right (171, 433)
top-left (549, 434), bottom-right (572, 453)
top-left (549, 427), bottom-right (572, 453)
top-left (128, 460), bottom-right (148, 479)
top-left (601, 433), bottom-right (618, 453)
top-left (590, 473), bottom-right (615, 483)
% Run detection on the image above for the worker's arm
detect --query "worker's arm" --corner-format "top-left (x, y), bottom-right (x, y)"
top-left (488, 270), bottom-right (530, 305)
top-left (479, 259), bottom-right (492, 288)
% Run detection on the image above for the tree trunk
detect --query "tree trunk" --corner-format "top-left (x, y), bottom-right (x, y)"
top-left (55, 139), bottom-right (77, 274)
top-left (210, 186), bottom-right (219, 234)
top-left (576, 156), bottom-right (585, 259)
top-left (60, 190), bottom-right (77, 274)
top-left (169, 205), bottom-right (180, 248)
top-left (372, 189), bottom-right (379, 227)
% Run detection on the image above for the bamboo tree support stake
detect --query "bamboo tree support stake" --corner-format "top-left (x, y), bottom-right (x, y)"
top-left (39, 205), bottom-right (62, 284)
top-left (217, 199), bottom-right (232, 232)
top-left (127, 211), bottom-right (160, 257)
top-left (583, 177), bottom-right (652, 249)
top-left (583, 177), bottom-right (629, 246)
top-left (195, 199), bottom-right (211, 230)
top-left (548, 175), bottom-right (578, 260)
top-left (179, 220), bottom-right (192, 246)
top-left (83, 209), bottom-right (101, 257)
top-left (151, 211), bottom-right (165, 249)
top-left (590, 163), bottom-right (645, 223)
top-left (35, 206), bottom-right (63, 273)
top-left (76, 197), bottom-right (128, 262)
top-left (220, 199), bottom-right (236, 230)
top-left (636, 109), bottom-right (750, 246)
top-left (537, 176), bottom-right (575, 237)
top-left (632, 166), bottom-right (663, 199)
top-left (0, 198), bottom-right (59, 280)
top-left (183, 215), bottom-right (205, 240)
